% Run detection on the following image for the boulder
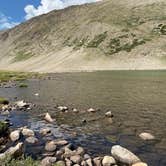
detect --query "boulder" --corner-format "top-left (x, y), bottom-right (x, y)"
top-left (111, 145), bottom-right (140, 165)
top-left (132, 162), bottom-right (148, 166)
top-left (26, 136), bottom-right (38, 144)
top-left (0, 142), bottom-right (23, 159)
top-left (44, 113), bottom-right (55, 123)
top-left (41, 157), bottom-right (57, 166)
top-left (45, 141), bottom-right (57, 152)
top-left (73, 108), bottom-right (79, 113)
top-left (70, 155), bottom-right (82, 164)
top-left (102, 156), bottom-right (116, 166)
top-left (10, 130), bottom-right (21, 142)
top-left (139, 132), bottom-right (155, 141)
top-left (22, 128), bottom-right (35, 137)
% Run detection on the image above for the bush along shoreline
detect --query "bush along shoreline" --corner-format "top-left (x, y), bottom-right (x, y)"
top-left (0, 99), bottom-right (151, 166)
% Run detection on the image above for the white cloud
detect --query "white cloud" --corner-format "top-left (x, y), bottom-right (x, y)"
top-left (0, 13), bottom-right (19, 30)
top-left (24, 0), bottom-right (100, 20)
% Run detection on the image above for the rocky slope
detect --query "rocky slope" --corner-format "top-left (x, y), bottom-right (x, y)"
top-left (0, 0), bottom-right (166, 72)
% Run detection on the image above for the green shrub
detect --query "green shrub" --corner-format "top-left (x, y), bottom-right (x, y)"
top-left (0, 97), bottom-right (9, 105)
top-left (19, 83), bottom-right (28, 88)
top-left (0, 121), bottom-right (9, 137)
top-left (87, 31), bottom-right (107, 48)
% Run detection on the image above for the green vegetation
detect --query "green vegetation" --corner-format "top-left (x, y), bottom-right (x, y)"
top-left (0, 71), bottom-right (40, 82)
top-left (0, 156), bottom-right (39, 166)
top-left (13, 51), bottom-right (34, 62)
top-left (153, 24), bottom-right (166, 35)
top-left (105, 34), bottom-right (147, 55)
top-left (87, 31), bottom-right (107, 48)
top-left (0, 97), bottom-right (9, 105)
top-left (19, 83), bottom-right (28, 88)
top-left (0, 121), bottom-right (9, 136)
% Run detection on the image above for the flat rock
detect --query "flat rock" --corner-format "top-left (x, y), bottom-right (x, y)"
top-left (102, 156), bottom-right (116, 166)
top-left (41, 157), bottom-right (57, 166)
top-left (111, 145), bottom-right (140, 165)
top-left (10, 130), bottom-right (20, 142)
top-left (139, 132), bottom-right (155, 141)
top-left (45, 141), bottom-right (57, 152)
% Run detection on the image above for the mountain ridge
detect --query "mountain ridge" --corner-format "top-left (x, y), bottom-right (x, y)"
top-left (0, 0), bottom-right (166, 72)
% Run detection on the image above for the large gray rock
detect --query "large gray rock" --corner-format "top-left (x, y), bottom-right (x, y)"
top-left (111, 145), bottom-right (140, 165)
top-left (0, 142), bottom-right (23, 159)
top-left (10, 130), bottom-right (21, 142)
top-left (41, 157), bottom-right (57, 166)
top-left (132, 162), bottom-right (148, 166)
top-left (102, 156), bottom-right (116, 166)
top-left (139, 132), bottom-right (155, 141)
top-left (45, 141), bottom-right (57, 152)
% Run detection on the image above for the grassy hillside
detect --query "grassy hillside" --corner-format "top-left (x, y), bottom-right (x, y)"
top-left (0, 0), bottom-right (166, 72)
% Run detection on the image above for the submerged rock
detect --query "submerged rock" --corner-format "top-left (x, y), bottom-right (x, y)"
top-left (58, 106), bottom-right (68, 112)
top-left (102, 156), bottom-right (116, 166)
top-left (105, 111), bottom-right (113, 118)
top-left (139, 132), bottom-right (155, 141)
top-left (87, 108), bottom-right (96, 113)
top-left (10, 130), bottom-right (21, 142)
top-left (44, 113), bottom-right (55, 123)
top-left (41, 157), bottom-right (57, 166)
top-left (111, 145), bottom-right (140, 165)
top-left (16, 100), bottom-right (29, 108)
top-left (40, 128), bottom-right (51, 136)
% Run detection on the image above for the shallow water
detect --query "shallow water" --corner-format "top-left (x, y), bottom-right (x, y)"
top-left (0, 71), bottom-right (166, 165)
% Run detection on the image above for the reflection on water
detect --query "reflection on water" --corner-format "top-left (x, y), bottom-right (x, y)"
top-left (0, 71), bottom-right (166, 166)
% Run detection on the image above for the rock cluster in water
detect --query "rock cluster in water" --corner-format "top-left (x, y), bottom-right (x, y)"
top-left (0, 100), bottom-right (151, 166)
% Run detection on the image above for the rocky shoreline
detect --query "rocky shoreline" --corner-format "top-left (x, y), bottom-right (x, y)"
top-left (0, 99), bottom-right (155, 166)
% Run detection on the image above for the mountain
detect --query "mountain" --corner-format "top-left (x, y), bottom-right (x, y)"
top-left (0, 0), bottom-right (166, 72)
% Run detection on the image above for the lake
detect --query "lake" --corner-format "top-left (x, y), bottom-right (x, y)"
top-left (0, 71), bottom-right (166, 166)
